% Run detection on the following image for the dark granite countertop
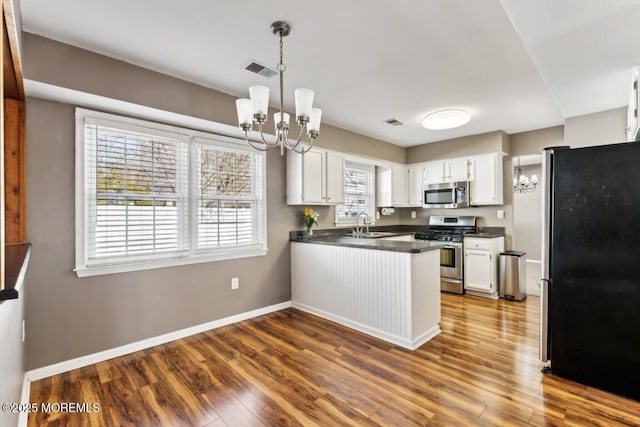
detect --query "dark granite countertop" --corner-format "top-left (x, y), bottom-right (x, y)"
top-left (289, 226), bottom-right (443, 253)
top-left (464, 233), bottom-right (505, 238)
top-left (464, 226), bottom-right (505, 239)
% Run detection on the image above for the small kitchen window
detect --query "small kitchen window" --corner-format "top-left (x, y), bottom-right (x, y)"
top-left (74, 108), bottom-right (267, 277)
top-left (335, 161), bottom-right (375, 225)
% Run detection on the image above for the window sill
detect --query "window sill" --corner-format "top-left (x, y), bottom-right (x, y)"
top-left (75, 248), bottom-right (268, 278)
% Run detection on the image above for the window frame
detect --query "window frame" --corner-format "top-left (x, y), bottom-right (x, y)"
top-left (334, 160), bottom-right (376, 226)
top-left (75, 108), bottom-right (267, 277)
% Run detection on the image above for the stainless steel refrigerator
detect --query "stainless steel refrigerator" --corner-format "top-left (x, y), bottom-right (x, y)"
top-left (540, 142), bottom-right (640, 401)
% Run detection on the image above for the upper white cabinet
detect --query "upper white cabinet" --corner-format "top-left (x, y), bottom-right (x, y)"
top-left (287, 148), bottom-right (345, 205)
top-left (469, 153), bottom-right (503, 206)
top-left (376, 165), bottom-right (402, 207)
top-left (407, 164), bottom-right (423, 206)
top-left (326, 152), bottom-right (345, 204)
top-left (423, 158), bottom-right (470, 184)
top-left (377, 163), bottom-right (423, 207)
top-left (391, 165), bottom-right (408, 206)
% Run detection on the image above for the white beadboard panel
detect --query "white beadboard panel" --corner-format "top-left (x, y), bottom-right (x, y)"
top-left (293, 302), bottom-right (416, 349)
top-left (291, 242), bottom-right (440, 350)
top-left (526, 259), bottom-right (541, 296)
top-left (411, 249), bottom-right (441, 340)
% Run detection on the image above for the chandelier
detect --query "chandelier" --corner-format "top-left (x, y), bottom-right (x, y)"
top-left (513, 156), bottom-right (538, 193)
top-left (235, 21), bottom-right (321, 155)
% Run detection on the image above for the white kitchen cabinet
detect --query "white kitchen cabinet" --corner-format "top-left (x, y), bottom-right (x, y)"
top-left (287, 148), bottom-right (345, 205)
top-left (377, 163), bottom-right (410, 207)
top-left (464, 236), bottom-right (504, 299)
top-left (469, 153), bottom-right (504, 206)
top-left (407, 164), bottom-right (423, 206)
top-left (423, 158), bottom-right (470, 184)
top-left (325, 152), bottom-right (345, 204)
top-left (376, 166), bottom-right (393, 207)
top-left (391, 165), bottom-right (408, 206)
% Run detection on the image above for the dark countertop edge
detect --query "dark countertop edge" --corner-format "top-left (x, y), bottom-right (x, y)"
top-left (464, 233), bottom-right (505, 238)
top-left (466, 227), bottom-right (505, 238)
top-left (289, 225), bottom-right (425, 240)
top-left (291, 236), bottom-right (444, 254)
top-left (0, 243), bottom-right (32, 302)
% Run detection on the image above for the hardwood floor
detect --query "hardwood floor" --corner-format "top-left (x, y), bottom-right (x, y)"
top-left (28, 293), bottom-right (640, 426)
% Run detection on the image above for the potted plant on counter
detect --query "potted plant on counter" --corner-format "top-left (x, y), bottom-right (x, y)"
top-left (302, 207), bottom-right (319, 237)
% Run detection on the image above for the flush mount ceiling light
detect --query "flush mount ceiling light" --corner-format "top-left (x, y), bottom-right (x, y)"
top-left (421, 109), bottom-right (470, 130)
top-left (236, 21), bottom-right (322, 155)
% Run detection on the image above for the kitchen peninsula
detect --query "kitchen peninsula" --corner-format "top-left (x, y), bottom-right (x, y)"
top-left (290, 231), bottom-right (443, 350)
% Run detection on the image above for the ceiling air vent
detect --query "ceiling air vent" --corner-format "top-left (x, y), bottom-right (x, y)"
top-left (384, 118), bottom-right (404, 126)
top-left (243, 61), bottom-right (277, 78)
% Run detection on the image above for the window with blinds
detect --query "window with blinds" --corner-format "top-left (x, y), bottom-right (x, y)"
top-left (194, 139), bottom-right (263, 250)
top-left (75, 109), bottom-right (266, 276)
top-left (335, 161), bottom-right (375, 223)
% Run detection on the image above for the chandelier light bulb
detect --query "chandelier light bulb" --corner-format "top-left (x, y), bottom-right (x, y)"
top-left (236, 99), bottom-right (252, 127)
top-left (308, 108), bottom-right (322, 133)
top-left (249, 86), bottom-right (270, 117)
top-left (274, 112), bottom-right (290, 130)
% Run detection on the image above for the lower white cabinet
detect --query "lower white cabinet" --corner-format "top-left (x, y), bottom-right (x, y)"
top-left (464, 236), bottom-right (504, 298)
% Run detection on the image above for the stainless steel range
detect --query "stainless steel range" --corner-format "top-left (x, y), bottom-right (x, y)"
top-left (415, 216), bottom-right (477, 294)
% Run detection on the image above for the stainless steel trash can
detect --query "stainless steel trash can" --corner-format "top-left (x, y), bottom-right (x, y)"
top-left (499, 251), bottom-right (527, 301)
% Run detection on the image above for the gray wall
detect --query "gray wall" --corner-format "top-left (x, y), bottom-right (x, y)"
top-left (0, 294), bottom-right (26, 427)
top-left (565, 107), bottom-right (627, 147)
top-left (509, 126), bottom-right (564, 259)
top-left (513, 164), bottom-right (542, 260)
top-left (22, 33), bottom-right (402, 369)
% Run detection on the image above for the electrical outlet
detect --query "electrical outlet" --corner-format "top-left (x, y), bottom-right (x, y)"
top-left (497, 210), bottom-right (505, 219)
top-left (376, 211), bottom-right (380, 220)
top-left (231, 277), bottom-right (239, 290)
top-left (411, 211), bottom-right (417, 219)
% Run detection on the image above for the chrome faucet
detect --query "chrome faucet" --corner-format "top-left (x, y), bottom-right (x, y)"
top-left (355, 212), bottom-right (370, 236)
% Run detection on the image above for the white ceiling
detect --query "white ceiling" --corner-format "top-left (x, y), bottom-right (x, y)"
top-left (19, 0), bottom-right (640, 147)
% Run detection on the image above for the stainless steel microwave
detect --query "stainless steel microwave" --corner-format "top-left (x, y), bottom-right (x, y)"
top-left (423, 181), bottom-right (469, 209)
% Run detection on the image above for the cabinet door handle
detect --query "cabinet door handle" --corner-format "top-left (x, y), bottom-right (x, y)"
top-left (327, 197), bottom-right (331, 200)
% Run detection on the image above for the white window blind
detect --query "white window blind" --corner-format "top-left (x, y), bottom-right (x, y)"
top-left (76, 109), bottom-right (266, 276)
top-left (85, 122), bottom-right (189, 265)
top-left (335, 161), bottom-right (375, 223)
top-left (194, 140), bottom-right (263, 250)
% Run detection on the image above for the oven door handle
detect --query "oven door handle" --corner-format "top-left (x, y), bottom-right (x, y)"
top-left (442, 245), bottom-right (460, 249)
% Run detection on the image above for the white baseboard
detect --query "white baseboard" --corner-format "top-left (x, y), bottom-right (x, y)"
top-left (411, 325), bottom-right (441, 350)
top-left (26, 301), bottom-right (291, 382)
top-left (292, 302), bottom-right (440, 350)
